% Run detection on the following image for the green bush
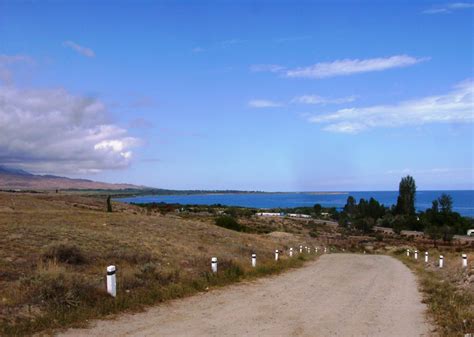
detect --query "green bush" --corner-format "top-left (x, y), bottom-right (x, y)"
top-left (214, 216), bottom-right (244, 232)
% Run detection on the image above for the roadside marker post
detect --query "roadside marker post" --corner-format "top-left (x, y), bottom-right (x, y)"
top-left (300, 245), bottom-right (303, 253)
top-left (211, 257), bottom-right (218, 273)
top-left (252, 254), bottom-right (257, 268)
top-left (462, 254), bottom-right (468, 268)
top-left (439, 255), bottom-right (444, 268)
top-left (425, 251), bottom-right (429, 263)
top-left (106, 265), bottom-right (117, 297)
top-left (324, 247), bottom-right (327, 253)
top-left (414, 250), bottom-right (418, 260)
top-left (289, 247), bottom-right (293, 257)
top-left (275, 249), bottom-right (279, 261)
top-left (407, 249), bottom-right (410, 257)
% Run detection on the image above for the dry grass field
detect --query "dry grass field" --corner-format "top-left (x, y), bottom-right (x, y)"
top-left (0, 192), bottom-right (472, 336)
top-left (0, 192), bottom-right (320, 335)
top-left (394, 248), bottom-right (474, 336)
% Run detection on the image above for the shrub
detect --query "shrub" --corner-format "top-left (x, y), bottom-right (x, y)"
top-left (215, 216), bottom-right (244, 232)
top-left (21, 269), bottom-right (104, 309)
top-left (43, 244), bottom-right (87, 265)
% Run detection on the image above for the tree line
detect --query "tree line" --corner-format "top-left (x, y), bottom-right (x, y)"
top-left (336, 175), bottom-right (472, 241)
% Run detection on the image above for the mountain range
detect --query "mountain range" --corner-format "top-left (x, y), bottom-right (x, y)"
top-left (0, 166), bottom-right (145, 190)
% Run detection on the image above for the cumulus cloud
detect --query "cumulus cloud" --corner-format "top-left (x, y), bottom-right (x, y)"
top-left (0, 85), bottom-right (139, 174)
top-left (292, 94), bottom-right (357, 105)
top-left (307, 79), bottom-right (474, 133)
top-left (285, 55), bottom-right (428, 79)
top-left (63, 40), bottom-right (95, 57)
top-left (423, 2), bottom-right (474, 14)
top-left (248, 99), bottom-right (282, 108)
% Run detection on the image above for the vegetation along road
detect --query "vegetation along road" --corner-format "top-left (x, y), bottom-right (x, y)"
top-left (59, 254), bottom-right (431, 337)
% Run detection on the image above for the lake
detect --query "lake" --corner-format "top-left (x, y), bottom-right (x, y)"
top-left (117, 190), bottom-right (474, 217)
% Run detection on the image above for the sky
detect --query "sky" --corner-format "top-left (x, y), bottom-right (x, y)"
top-left (0, 0), bottom-right (473, 191)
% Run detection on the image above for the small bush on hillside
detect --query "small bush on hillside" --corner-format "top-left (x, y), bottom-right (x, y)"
top-left (43, 244), bottom-right (87, 265)
top-left (215, 216), bottom-right (244, 232)
top-left (21, 269), bottom-right (104, 309)
top-left (105, 248), bottom-right (154, 264)
top-left (309, 229), bottom-right (318, 238)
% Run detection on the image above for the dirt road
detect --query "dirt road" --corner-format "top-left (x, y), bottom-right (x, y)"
top-left (59, 254), bottom-right (431, 337)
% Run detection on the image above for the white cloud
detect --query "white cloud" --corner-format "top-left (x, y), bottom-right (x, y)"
top-left (0, 54), bottom-right (34, 84)
top-left (250, 64), bottom-right (286, 73)
top-left (292, 94), bottom-right (357, 105)
top-left (449, 2), bottom-right (474, 8)
top-left (0, 84), bottom-right (139, 174)
top-left (307, 79), bottom-right (474, 133)
top-left (63, 40), bottom-right (95, 57)
top-left (192, 47), bottom-right (205, 53)
top-left (423, 2), bottom-right (474, 14)
top-left (248, 99), bottom-right (282, 108)
top-left (422, 8), bottom-right (451, 14)
top-left (285, 55), bottom-right (428, 79)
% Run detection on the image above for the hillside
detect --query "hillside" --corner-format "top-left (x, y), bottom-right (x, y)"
top-left (0, 192), bottom-right (312, 335)
top-left (0, 166), bottom-right (144, 190)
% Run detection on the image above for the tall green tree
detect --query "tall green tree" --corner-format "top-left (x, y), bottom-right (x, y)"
top-left (313, 203), bottom-right (322, 215)
top-left (438, 193), bottom-right (453, 213)
top-left (343, 196), bottom-right (357, 215)
top-left (395, 175), bottom-right (416, 215)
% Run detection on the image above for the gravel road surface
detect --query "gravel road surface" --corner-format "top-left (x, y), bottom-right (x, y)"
top-left (59, 254), bottom-right (431, 337)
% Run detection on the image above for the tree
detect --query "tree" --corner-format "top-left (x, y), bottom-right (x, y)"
top-left (313, 204), bottom-right (322, 215)
top-left (354, 216), bottom-right (375, 233)
top-left (425, 224), bottom-right (442, 247)
top-left (106, 195), bottom-right (113, 212)
top-left (438, 193), bottom-right (453, 213)
top-left (396, 175), bottom-right (416, 216)
top-left (343, 196), bottom-right (357, 215)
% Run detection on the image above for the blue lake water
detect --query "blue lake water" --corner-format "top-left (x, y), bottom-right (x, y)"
top-left (117, 190), bottom-right (474, 217)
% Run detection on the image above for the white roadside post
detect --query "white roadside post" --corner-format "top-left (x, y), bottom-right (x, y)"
top-left (324, 247), bottom-right (327, 253)
top-left (462, 254), bottom-right (468, 268)
top-left (289, 247), bottom-right (293, 257)
top-left (275, 249), bottom-right (279, 261)
top-left (300, 245), bottom-right (303, 253)
top-left (252, 254), bottom-right (257, 268)
top-left (106, 265), bottom-right (117, 297)
top-left (414, 250), bottom-right (418, 260)
top-left (407, 249), bottom-right (410, 257)
top-left (308, 247), bottom-right (311, 253)
top-left (211, 257), bottom-right (218, 273)
top-left (439, 255), bottom-right (444, 268)
top-left (425, 251), bottom-right (429, 263)
top-left (315, 247), bottom-right (318, 253)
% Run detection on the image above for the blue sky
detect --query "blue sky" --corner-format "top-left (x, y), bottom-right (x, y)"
top-left (0, 1), bottom-right (473, 191)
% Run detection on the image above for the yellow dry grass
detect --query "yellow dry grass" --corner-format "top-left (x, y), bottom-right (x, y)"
top-left (0, 192), bottom-right (318, 335)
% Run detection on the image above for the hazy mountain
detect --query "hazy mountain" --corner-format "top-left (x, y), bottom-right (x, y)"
top-left (0, 166), bottom-right (145, 190)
